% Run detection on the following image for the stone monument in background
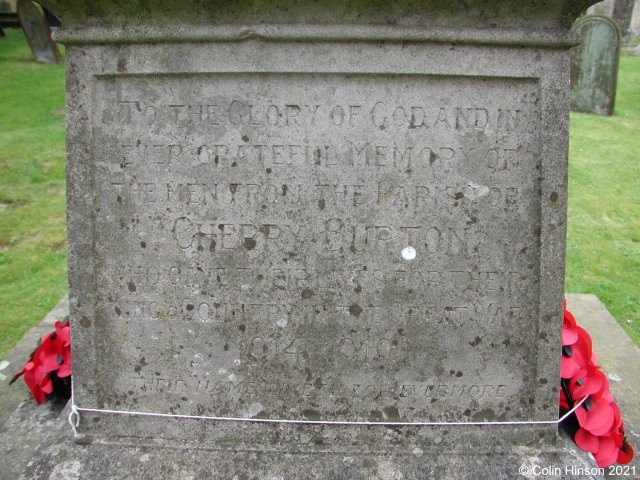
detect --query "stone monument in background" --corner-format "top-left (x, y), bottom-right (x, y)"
top-left (571, 15), bottom-right (622, 115)
top-left (611, 0), bottom-right (636, 41)
top-left (28, 1), bottom-right (601, 477)
top-left (16, 0), bottom-right (60, 63)
top-left (632, 0), bottom-right (640, 40)
top-left (588, 0), bottom-right (637, 41)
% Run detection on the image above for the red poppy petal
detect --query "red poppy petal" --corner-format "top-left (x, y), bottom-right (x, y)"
top-left (561, 357), bottom-right (581, 379)
top-left (40, 375), bottom-right (53, 394)
top-left (594, 437), bottom-right (619, 468)
top-left (610, 401), bottom-right (621, 420)
top-left (56, 323), bottom-right (71, 347)
top-left (559, 390), bottom-right (569, 410)
top-left (569, 368), bottom-right (588, 385)
top-left (574, 428), bottom-right (599, 454)
top-left (575, 326), bottom-right (593, 357)
top-left (584, 399), bottom-right (615, 434)
top-left (568, 343), bottom-right (591, 370)
top-left (573, 375), bottom-right (603, 398)
top-left (589, 370), bottom-right (610, 400)
top-left (562, 327), bottom-right (579, 346)
top-left (601, 391), bottom-right (614, 404)
top-left (57, 364), bottom-right (72, 378)
top-left (610, 428), bottom-right (624, 447)
top-left (564, 309), bottom-right (576, 328)
top-left (23, 371), bottom-right (36, 390)
top-left (32, 387), bottom-right (46, 404)
top-left (575, 405), bottom-right (587, 426)
top-left (40, 356), bottom-right (61, 373)
top-left (37, 340), bottom-right (63, 370)
top-left (590, 418), bottom-right (617, 437)
top-left (617, 442), bottom-right (634, 465)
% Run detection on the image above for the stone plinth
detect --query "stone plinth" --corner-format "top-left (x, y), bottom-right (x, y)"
top-left (37, 0), bottom-right (599, 475)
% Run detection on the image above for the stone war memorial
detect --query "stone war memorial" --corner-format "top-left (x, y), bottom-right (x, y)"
top-left (25, 0), bottom-right (604, 478)
top-left (571, 15), bottom-right (622, 116)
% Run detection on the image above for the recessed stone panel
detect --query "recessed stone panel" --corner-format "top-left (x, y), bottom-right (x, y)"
top-left (89, 72), bottom-right (542, 422)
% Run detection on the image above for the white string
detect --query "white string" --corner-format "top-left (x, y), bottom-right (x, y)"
top-left (67, 394), bottom-right (587, 431)
top-left (68, 404), bottom-right (80, 437)
top-left (67, 377), bottom-right (80, 438)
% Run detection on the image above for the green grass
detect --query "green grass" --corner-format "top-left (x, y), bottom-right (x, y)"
top-left (566, 55), bottom-right (640, 345)
top-left (0, 29), bottom-right (638, 360)
top-left (0, 29), bottom-right (66, 359)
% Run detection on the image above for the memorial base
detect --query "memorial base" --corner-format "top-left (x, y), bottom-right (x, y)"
top-left (2, 400), bottom-right (607, 480)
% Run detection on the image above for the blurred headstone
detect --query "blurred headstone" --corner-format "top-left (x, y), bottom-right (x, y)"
top-left (0, 0), bottom-right (15, 11)
top-left (613, 0), bottom-right (635, 41)
top-left (631, 0), bottom-right (640, 40)
top-left (571, 15), bottom-right (621, 115)
top-left (17, 0), bottom-right (60, 63)
top-left (0, 0), bottom-right (19, 36)
top-left (588, 0), bottom-right (637, 41)
top-left (588, 0), bottom-right (616, 16)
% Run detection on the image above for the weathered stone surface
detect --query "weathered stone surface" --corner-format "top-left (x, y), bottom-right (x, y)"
top-left (589, 0), bottom-right (616, 16)
top-left (66, 43), bottom-right (565, 434)
top-left (0, 398), bottom-right (68, 479)
top-left (16, 0), bottom-right (59, 63)
top-left (89, 72), bottom-right (545, 425)
top-left (587, 0), bottom-right (636, 40)
top-left (632, 0), bottom-right (640, 39)
top-left (8, 294), bottom-right (640, 480)
top-left (613, 0), bottom-right (636, 41)
top-left (19, 422), bottom-right (609, 480)
top-left (0, 1), bottom-right (15, 13)
top-left (35, 0), bottom-right (599, 474)
top-left (570, 15), bottom-right (622, 115)
top-left (37, 0), bottom-right (596, 37)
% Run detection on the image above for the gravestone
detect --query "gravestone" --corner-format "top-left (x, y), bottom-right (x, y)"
top-left (0, 0), bottom-right (15, 11)
top-left (0, 1), bottom-right (19, 35)
top-left (633, 0), bottom-right (640, 40)
top-left (16, 0), bottom-right (59, 63)
top-left (612, 0), bottom-right (636, 41)
top-left (571, 15), bottom-right (621, 115)
top-left (588, 0), bottom-right (635, 40)
top-left (31, 0), bottom-right (601, 477)
top-left (588, 0), bottom-right (615, 16)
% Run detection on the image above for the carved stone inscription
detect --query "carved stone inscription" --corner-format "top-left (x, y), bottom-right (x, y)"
top-left (92, 73), bottom-right (541, 421)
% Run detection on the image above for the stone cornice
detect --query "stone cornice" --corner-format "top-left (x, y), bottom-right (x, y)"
top-left (39, 0), bottom-right (599, 47)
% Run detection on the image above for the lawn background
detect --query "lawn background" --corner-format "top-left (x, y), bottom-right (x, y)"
top-left (0, 28), bottom-right (638, 360)
top-left (0, 29), bottom-right (66, 359)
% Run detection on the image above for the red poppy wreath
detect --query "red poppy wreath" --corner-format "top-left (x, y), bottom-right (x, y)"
top-left (560, 300), bottom-right (634, 467)
top-left (10, 318), bottom-right (72, 404)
